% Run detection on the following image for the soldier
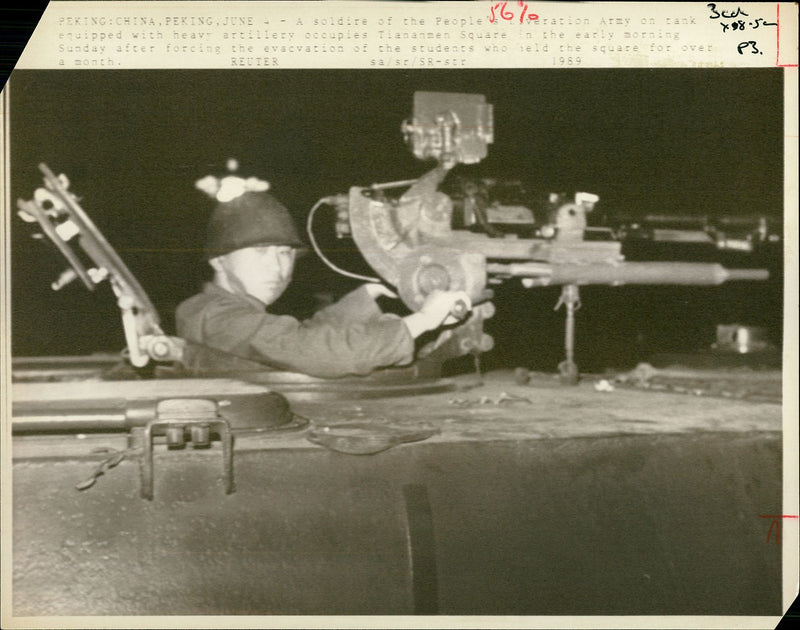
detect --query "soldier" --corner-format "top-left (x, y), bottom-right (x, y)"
top-left (176, 171), bottom-right (470, 378)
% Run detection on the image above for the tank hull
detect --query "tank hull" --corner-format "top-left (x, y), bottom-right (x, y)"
top-left (12, 385), bottom-right (782, 616)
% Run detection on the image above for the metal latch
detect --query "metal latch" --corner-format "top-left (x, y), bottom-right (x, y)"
top-left (139, 398), bottom-right (234, 500)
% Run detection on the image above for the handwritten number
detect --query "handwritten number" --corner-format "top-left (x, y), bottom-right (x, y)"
top-left (737, 40), bottom-right (761, 55)
top-left (489, 1), bottom-right (538, 24)
top-left (489, 2), bottom-right (514, 23)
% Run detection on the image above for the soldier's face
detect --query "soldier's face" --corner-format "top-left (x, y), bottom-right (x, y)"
top-left (213, 245), bottom-right (296, 305)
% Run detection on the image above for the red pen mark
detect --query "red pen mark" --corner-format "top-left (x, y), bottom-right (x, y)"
top-left (776, 3), bottom-right (798, 67)
top-left (489, 1), bottom-right (539, 24)
top-left (759, 514), bottom-right (799, 545)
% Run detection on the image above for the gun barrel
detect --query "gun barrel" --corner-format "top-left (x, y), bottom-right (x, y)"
top-left (725, 268), bottom-right (771, 281)
top-left (487, 262), bottom-right (769, 286)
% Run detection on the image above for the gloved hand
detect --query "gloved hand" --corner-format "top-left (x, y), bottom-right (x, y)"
top-left (402, 290), bottom-right (472, 339)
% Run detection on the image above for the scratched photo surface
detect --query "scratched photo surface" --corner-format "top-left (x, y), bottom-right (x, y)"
top-left (9, 68), bottom-right (783, 371)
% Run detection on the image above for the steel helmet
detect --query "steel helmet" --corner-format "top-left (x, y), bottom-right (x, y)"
top-left (204, 190), bottom-right (305, 260)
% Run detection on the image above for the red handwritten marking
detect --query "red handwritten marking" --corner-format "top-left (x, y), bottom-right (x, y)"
top-left (489, 2), bottom-right (539, 24)
top-left (759, 514), bottom-right (798, 545)
top-left (777, 3), bottom-right (799, 68)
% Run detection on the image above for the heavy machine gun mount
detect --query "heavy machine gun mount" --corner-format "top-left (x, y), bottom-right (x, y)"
top-left (313, 91), bottom-right (770, 382)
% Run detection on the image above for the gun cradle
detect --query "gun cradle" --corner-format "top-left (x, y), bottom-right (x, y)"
top-left (337, 92), bottom-right (770, 381)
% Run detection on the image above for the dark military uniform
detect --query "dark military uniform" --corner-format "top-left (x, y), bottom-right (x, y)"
top-left (176, 283), bottom-right (414, 378)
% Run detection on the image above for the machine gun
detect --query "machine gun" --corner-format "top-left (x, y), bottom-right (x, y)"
top-left (309, 91), bottom-right (771, 383)
top-left (16, 163), bottom-right (185, 369)
top-left (606, 211), bottom-right (781, 253)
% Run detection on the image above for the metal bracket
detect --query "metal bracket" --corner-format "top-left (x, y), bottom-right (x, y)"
top-left (17, 163), bottom-right (184, 368)
top-left (138, 398), bottom-right (234, 500)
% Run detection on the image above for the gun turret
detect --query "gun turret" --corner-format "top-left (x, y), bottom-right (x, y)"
top-left (310, 92), bottom-right (771, 382)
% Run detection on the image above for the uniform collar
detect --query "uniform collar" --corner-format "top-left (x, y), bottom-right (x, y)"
top-left (203, 282), bottom-right (266, 310)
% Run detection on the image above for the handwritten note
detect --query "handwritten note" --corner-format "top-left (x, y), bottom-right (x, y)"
top-left (759, 514), bottom-right (799, 545)
top-left (706, 3), bottom-right (777, 55)
top-left (489, 2), bottom-right (539, 24)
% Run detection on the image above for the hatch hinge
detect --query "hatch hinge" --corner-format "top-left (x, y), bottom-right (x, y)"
top-left (137, 398), bottom-right (235, 500)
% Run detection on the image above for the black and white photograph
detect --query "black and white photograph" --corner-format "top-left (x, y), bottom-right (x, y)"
top-left (1, 2), bottom-right (796, 627)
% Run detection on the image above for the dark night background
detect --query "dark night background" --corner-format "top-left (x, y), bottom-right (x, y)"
top-left (8, 69), bottom-right (784, 373)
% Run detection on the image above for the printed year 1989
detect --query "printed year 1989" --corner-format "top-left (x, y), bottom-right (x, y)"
top-left (553, 56), bottom-right (582, 66)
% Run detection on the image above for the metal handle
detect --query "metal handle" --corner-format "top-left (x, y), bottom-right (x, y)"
top-left (451, 299), bottom-right (468, 320)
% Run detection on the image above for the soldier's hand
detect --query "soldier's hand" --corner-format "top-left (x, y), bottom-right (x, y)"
top-left (403, 291), bottom-right (472, 338)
